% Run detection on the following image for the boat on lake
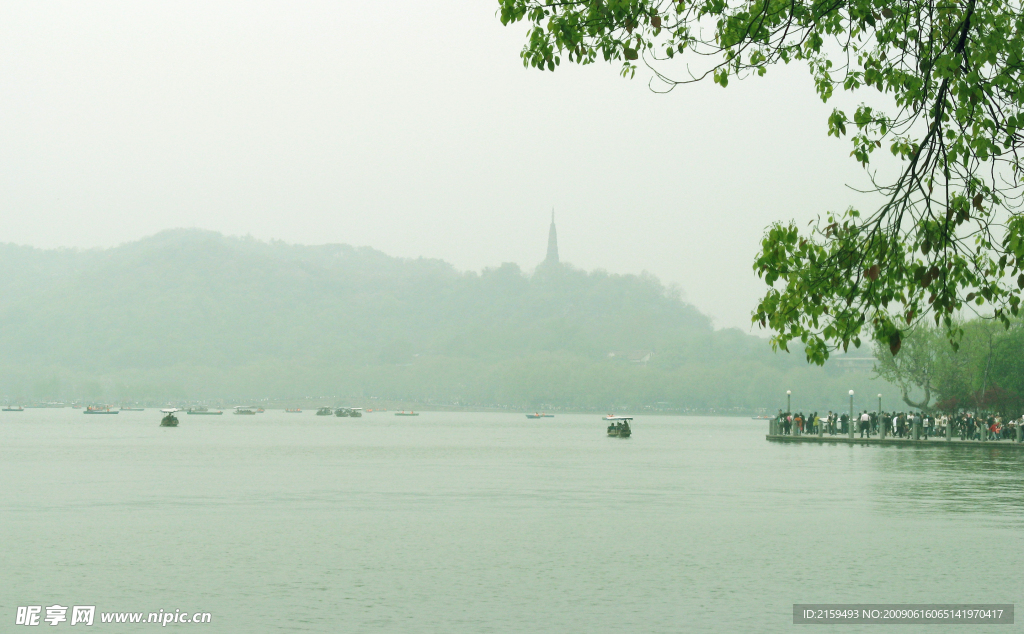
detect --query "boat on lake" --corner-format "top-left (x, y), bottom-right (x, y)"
top-left (234, 406), bottom-right (257, 415)
top-left (285, 408), bottom-right (302, 413)
top-left (394, 411), bottom-right (419, 416)
top-left (605, 416), bottom-right (632, 438)
top-left (526, 413), bottom-right (555, 419)
top-left (160, 408), bottom-right (179, 427)
top-left (120, 406), bottom-right (145, 411)
top-left (315, 407), bottom-right (333, 416)
top-left (84, 406), bottom-right (119, 415)
top-left (3, 405), bottom-right (24, 412)
top-left (187, 407), bottom-right (223, 415)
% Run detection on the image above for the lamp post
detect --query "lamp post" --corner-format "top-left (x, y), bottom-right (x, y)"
top-left (848, 390), bottom-right (855, 438)
top-left (878, 393), bottom-right (885, 438)
top-left (786, 389), bottom-right (794, 438)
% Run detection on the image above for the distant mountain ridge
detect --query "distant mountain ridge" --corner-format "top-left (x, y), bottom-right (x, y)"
top-left (0, 229), bottom-right (897, 408)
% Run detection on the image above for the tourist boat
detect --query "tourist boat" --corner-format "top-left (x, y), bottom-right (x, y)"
top-left (84, 406), bottom-right (119, 415)
top-left (120, 407), bottom-right (145, 411)
top-left (160, 408), bottom-right (180, 427)
top-left (349, 408), bottom-right (363, 418)
top-left (334, 408), bottom-right (350, 417)
top-left (315, 407), bottom-right (333, 416)
top-left (394, 411), bottom-right (419, 416)
top-left (256, 408), bottom-right (265, 413)
top-left (187, 407), bottom-right (223, 415)
top-left (2, 405), bottom-right (24, 412)
top-left (605, 416), bottom-right (632, 438)
top-left (234, 406), bottom-right (257, 415)
top-left (285, 408), bottom-right (302, 413)
top-left (526, 413), bottom-right (555, 418)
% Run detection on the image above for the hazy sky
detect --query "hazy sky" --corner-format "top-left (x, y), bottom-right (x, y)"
top-left (1, 1), bottom-right (883, 331)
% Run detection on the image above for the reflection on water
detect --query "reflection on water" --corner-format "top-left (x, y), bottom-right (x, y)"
top-left (873, 445), bottom-right (1024, 516)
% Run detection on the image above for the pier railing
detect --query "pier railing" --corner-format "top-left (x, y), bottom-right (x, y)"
top-left (767, 417), bottom-right (1024, 448)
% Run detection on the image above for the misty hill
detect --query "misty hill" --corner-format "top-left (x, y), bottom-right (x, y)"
top-left (0, 230), bottom-right (896, 409)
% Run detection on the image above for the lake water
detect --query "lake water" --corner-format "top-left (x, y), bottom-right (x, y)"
top-left (1, 410), bottom-right (1021, 632)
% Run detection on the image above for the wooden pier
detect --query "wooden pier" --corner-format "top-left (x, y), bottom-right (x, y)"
top-left (765, 415), bottom-right (1024, 448)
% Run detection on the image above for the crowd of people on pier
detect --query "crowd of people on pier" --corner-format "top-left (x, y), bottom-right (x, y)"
top-left (774, 409), bottom-right (1024, 441)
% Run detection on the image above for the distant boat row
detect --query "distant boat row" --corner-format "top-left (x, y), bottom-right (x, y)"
top-left (2, 405), bottom-right (406, 415)
top-left (2, 402), bottom-right (67, 409)
top-left (2, 405), bottom-right (143, 413)
top-left (4, 407), bottom-right (627, 437)
top-left (2, 404), bottom-right (148, 411)
top-left (160, 406), bottom-right (417, 426)
top-left (161, 410), bottom-right (632, 436)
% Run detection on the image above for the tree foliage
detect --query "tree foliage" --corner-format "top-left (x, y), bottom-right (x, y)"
top-left (498, 0), bottom-right (1024, 363)
top-left (873, 318), bottom-right (1024, 413)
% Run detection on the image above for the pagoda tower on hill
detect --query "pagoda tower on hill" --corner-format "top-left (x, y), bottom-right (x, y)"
top-left (544, 210), bottom-right (559, 265)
